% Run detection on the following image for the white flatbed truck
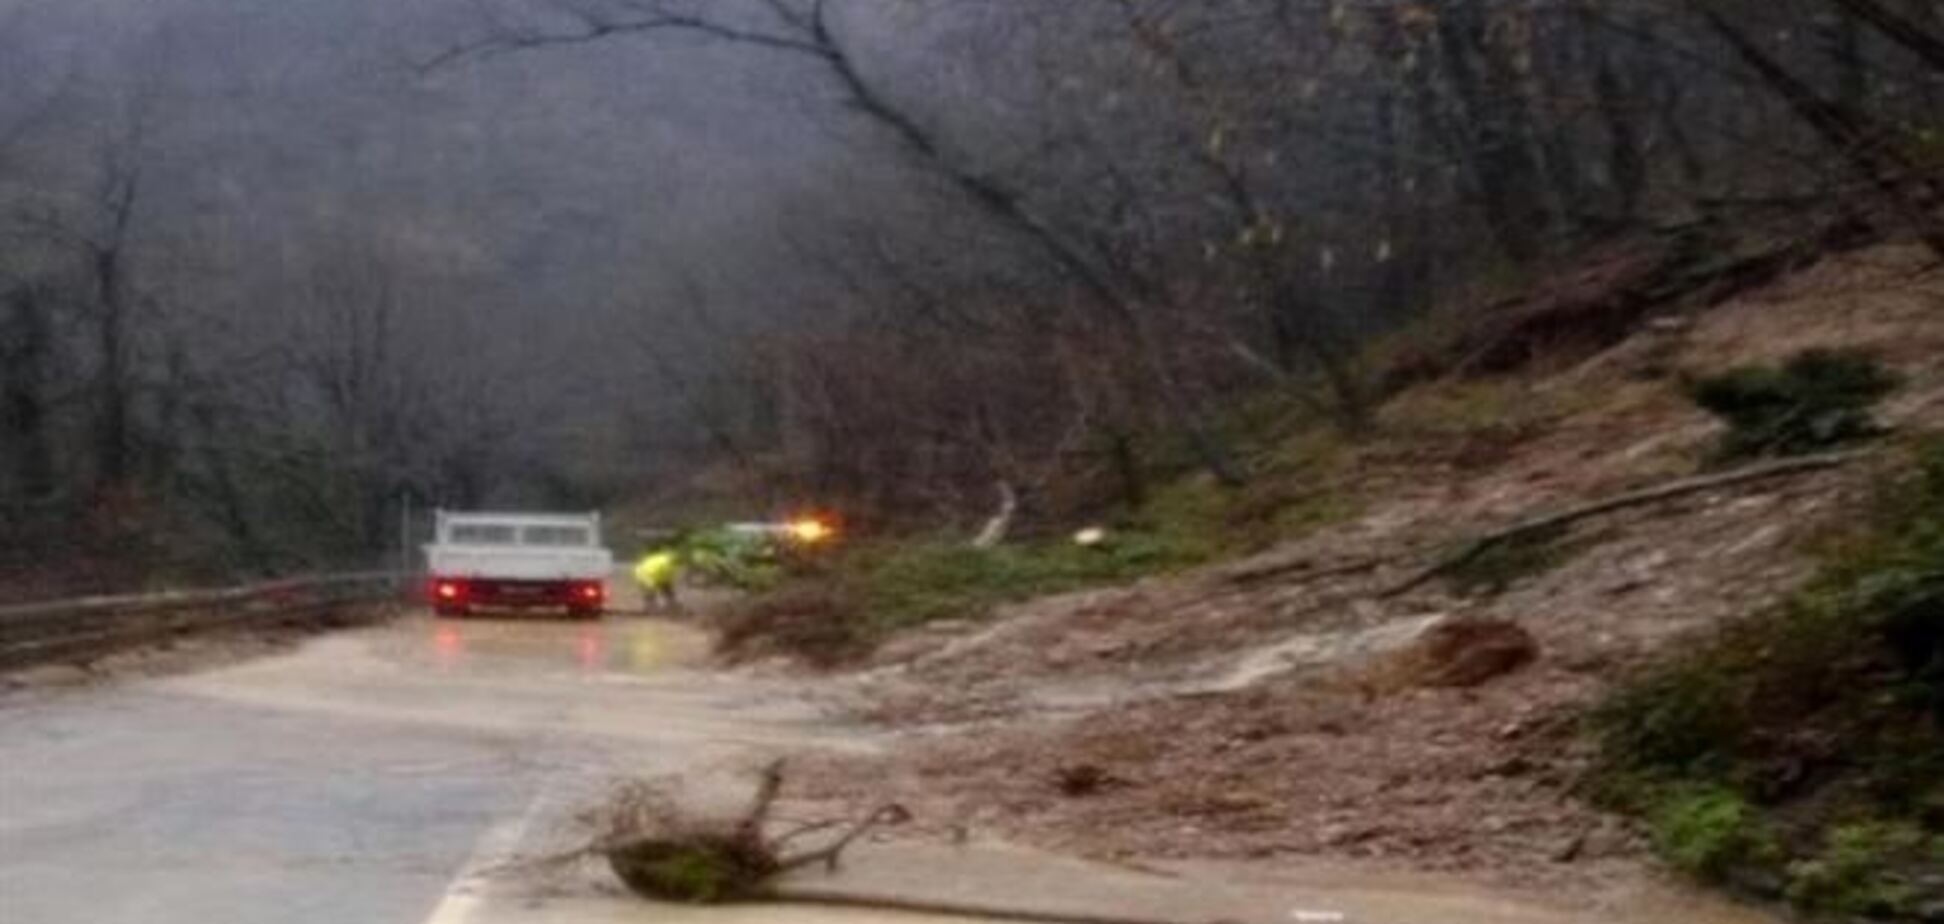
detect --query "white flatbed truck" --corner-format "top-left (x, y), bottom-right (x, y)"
top-left (422, 510), bottom-right (614, 618)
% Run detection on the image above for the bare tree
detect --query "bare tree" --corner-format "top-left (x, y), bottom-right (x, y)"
top-left (0, 282), bottom-right (57, 503)
top-left (1690, 0), bottom-right (1944, 258)
top-left (5, 124), bottom-right (152, 502)
top-left (431, 0), bottom-right (1249, 486)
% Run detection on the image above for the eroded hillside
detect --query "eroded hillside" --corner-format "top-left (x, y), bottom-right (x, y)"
top-left (779, 244), bottom-right (1944, 914)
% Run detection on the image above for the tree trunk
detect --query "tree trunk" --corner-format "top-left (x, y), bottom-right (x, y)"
top-left (1594, 59), bottom-right (1647, 222)
top-left (811, 17), bottom-right (1246, 486)
top-left (1829, 0), bottom-right (1944, 73)
top-left (1, 287), bottom-right (56, 502)
top-left (92, 248), bottom-right (132, 492)
top-left (1696, 3), bottom-right (1944, 259)
top-left (1109, 429), bottom-right (1147, 511)
top-left (1824, 7), bottom-right (1868, 113)
top-left (1436, 0), bottom-right (1553, 263)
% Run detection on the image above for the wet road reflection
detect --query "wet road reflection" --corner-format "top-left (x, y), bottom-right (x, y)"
top-left (420, 615), bottom-right (712, 676)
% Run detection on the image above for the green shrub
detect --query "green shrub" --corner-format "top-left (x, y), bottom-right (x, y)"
top-left (1266, 492), bottom-right (1363, 543)
top-left (1189, 429), bottom-right (1360, 552)
top-left (851, 529), bottom-right (1211, 634)
top-left (680, 528), bottom-right (788, 591)
top-left (1381, 379), bottom-right (1554, 441)
top-left (721, 523), bottom-right (1221, 667)
top-left (1785, 822), bottom-right (1936, 917)
top-left (613, 843), bottom-right (749, 904)
top-left (1686, 348), bottom-right (1900, 461)
top-left (1593, 666), bottom-right (1746, 776)
top-left (1590, 438), bottom-right (1944, 914)
top-left (1126, 478), bottom-right (1232, 561)
top-left (1818, 439), bottom-right (1944, 722)
top-left (1648, 785), bottom-right (1781, 878)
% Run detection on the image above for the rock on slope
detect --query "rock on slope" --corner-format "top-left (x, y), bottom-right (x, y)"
top-left (796, 244), bottom-right (1944, 901)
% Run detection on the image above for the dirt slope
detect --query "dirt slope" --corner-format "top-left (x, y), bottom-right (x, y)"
top-left (794, 245), bottom-right (1944, 901)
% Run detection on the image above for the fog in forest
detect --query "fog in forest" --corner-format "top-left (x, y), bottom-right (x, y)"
top-left (4, 0), bottom-right (1940, 592)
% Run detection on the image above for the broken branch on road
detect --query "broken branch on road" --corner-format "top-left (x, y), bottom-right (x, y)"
top-left (516, 758), bottom-right (909, 904)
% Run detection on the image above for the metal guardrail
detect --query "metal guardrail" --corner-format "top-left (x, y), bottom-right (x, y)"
top-left (0, 572), bottom-right (409, 671)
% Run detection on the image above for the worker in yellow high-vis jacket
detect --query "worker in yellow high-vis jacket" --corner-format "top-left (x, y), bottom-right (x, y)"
top-left (633, 547), bottom-right (682, 613)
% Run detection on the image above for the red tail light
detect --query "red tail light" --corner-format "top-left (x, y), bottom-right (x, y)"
top-left (433, 580), bottom-right (465, 601)
top-left (577, 582), bottom-right (604, 601)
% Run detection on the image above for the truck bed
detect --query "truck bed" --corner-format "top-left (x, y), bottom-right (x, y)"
top-left (424, 545), bottom-right (613, 582)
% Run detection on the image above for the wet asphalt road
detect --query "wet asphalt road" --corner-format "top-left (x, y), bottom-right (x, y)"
top-left (0, 679), bottom-right (529, 923)
top-left (0, 606), bottom-right (873, 924)
top-left (0, 599), bottom-right (1775, 924)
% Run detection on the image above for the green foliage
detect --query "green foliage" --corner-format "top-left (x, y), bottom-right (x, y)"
top-left (1785, 822), bottom-right (1939, 918)
top-left (1594, 443), bottom-right (1944, 780)
top-left (848, 529), bottom-right (1211, 635)
top-left (1382, 379), bottom-right (1549, 440)
top-left (719, 488), bottom-right (1234, 665)
top-left (1818, 439), bottom-right (1944, 721)
top-left (1128, 478), bottom-right (1234, 558)
top-left (629, 845), bottom-right (743, 904)
top-left (848, 466), bottom-right (1361, 636)
top-left (1590, 438), bottom-right (1944, 915)
top-left (680, 528), bottom-right (787, 592)
top-left (1686, 348), bottom-right (1900, 461)
top-left (1270, 491), bottom-right (1364, 540)
top-left (1593, 666), bottom-right (1745, 776)
top-left (604, 836), bottom-right (780, 905)
top-left (1648, 785), bottom-right (1782, 878)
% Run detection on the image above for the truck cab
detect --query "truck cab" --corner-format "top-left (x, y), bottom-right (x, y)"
top-left (423, 511), bottom-right (614, 619)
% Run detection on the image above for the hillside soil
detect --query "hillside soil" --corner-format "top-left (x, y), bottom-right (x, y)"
top-left (774, 244), bottom-right (1944, 904)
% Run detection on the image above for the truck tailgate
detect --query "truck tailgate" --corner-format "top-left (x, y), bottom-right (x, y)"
top-left (426, 547), bottom-right (612, 581)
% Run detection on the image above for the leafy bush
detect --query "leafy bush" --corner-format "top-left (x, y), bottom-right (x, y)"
top-left (1785, 822), bottom-right (1939, 918)
top-left (716, 431), bottom-right (1363, 667)
top-left (1686, 348), bottom-right (1900, 460)
top-left (719, 527), bottom-right (1215, 666)
top-left (1593, 666), bottom-right (1745, 776)
top-left (1211, 430), bottom-right (1365, 550)
top-left (1589, 439), bottom-right (1944, 914)
top-left (621, 844), bottom-right (747, 904)
top-left (849, 530), bottom-right (1211, 634)
top-left (680, 528), bottom-right (787, 591)
top-left (1648, 785), bottom-right (1781, 878)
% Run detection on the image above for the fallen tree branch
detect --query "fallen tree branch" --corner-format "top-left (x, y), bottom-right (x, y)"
top-left (971, 481), bottom-right (1019, 549)
top-left (734, 757), bottom-right (787, 846)
top-left (513, 761), bottom-right (1195, 923)
top-left (1223, 554), bottom-right (1388, 588)
top-left (771, 804), bottom-right (912, 874)
top-left (1380, 450), bottom-right (1863, 599)
top-left (505, 759), bottom-right (919, 906)
top-left (769, 818), bottom-right (846, 849)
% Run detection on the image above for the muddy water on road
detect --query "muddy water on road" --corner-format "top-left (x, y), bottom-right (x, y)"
top-left (1, 610), bottom-right (951, 924)
top-left (154, 612), bottom-right (879, 765)
top-left (414, 614), bottom-right (712, 676)
top-left (23, 612), bottom-right (1775, 924)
